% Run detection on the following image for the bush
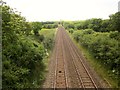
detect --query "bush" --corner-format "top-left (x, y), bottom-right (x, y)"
top-left (39, 35), bottom-right (44, 42)
top-left (2, 3), bottom-right (46, 88)
top-left (72, 30), bottom-right (119, 86)
top-left (109, 31), bottom-right (120, 40)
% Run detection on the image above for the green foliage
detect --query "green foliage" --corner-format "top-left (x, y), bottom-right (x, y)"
top-left (42, 22), bottom-right (58, 29)
top-left (3, 37), bottom-right (45, 88)
top-left (73, 30), bottom-right (120, 87)
top-left (63, 22), bottom-right (75, 29)
top-left (68, 28), bottom-right (74, 34)
top-left (100, 19), bottom-right (110, 32)
top-left (87, 18), bottom-right (102, 32)
top-left (39, 29), bottom-right (56, 50)
top-left (31, 22), bottom-right (42, 35)
top-left (2, 3), bottom-right (46, 88)
top-left (63, 12), bottom-right (120, 33)
top-left (109, 12), bottom-right (120, 32)
top-left (39, 34), bottom-right (44, 42)
top-left (63, 11), bottom-right (120, 88)
top-left (82, 29), bottom-right (94, 34)
top-left (109, 31), bottom-right (120, 40)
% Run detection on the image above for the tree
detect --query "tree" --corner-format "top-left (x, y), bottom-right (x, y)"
top-left (109, 12), bottom-right (120, 32)
top-left (32, 22), bottom-right (42, 35)
top-left (100, 19), bottom-right (110, 32)
top-left (2, 3), bottom-right (45, 88)
top-left (88, 18), bottom-right (102, 32)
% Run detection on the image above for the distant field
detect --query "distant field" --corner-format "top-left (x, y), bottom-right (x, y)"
top-left (39, 29), bottom-right (57, 37)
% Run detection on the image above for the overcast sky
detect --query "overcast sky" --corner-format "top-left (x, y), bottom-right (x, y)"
top-left (3, 0), bottom-right (120, 21)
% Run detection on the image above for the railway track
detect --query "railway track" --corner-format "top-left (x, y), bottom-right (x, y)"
top-left (43, 26), bottom-right (103, 89)
top-left (62, 27), bottom-right (98, 88)
top-left (54, 29), bottom-right (68, 88)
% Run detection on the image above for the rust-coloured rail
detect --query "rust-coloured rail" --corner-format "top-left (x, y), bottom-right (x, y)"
top-left (43, 26), bottom-right (101, 89)
top-left (62, 27), bottom-right (98, 89)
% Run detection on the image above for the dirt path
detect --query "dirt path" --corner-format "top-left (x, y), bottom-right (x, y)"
top-left (43, 26), bottom-right (110, 89)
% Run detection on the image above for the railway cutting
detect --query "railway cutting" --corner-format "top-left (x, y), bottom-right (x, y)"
top-left (43, 26), bottom-right (110, 89)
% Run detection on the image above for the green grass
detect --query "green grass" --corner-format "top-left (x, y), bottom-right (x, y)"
top-left (39, 28), bottom-right (57, 70)
top-left (27, 28), bottom-right (57, 73)
top-left (39, 29), bottom-right (56, 37)
top-left (39, 28), bottom-right (57, 87)
top-left (67, 30), bottom-right (118, 88)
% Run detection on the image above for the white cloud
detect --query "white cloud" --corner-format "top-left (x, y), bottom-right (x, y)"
top-left (3, 0), bottom-right (120, 21)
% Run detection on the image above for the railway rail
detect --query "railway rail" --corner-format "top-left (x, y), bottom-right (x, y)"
top-left (43, 26), bottom-right (106, 89)
top-left (62, 27), bottom-right (98, 88)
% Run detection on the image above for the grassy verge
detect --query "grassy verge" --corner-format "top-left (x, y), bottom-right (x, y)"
top-left (25, 28), bottom-right (57, 87)
top-left (67, 31), bottom-right (118, 88)
top-left (39, 28), bottom-right (57, 71)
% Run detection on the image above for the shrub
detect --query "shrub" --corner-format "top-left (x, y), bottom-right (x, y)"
top-left (72, 30), bottom-right (119, 86)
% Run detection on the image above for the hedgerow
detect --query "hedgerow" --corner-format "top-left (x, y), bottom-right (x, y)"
top-left (73, 29), bottom-right (120, 87)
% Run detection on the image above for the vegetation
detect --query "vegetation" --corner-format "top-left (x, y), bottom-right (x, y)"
top-left (64, 12), bottom-right (120, 88)
top-left (63, 15), bottom-right (119, 33)
top-left (39, 29), bottom-right (56, 51)
top-left (2, 0), bottom-right (120, 88)
top-left (42, 21), bottom-right (58, 29)
top-left (2, 2), bottom-right (56, 88)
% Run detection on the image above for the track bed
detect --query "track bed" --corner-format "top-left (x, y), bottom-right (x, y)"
top-left (43, 26), bottom-right (109, 89)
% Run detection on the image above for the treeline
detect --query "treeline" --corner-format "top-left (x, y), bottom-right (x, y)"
top-left (63, 12), bottom-right (120, 87)
top-left (42, 21), bottom-right (58, 29)
top-left (63, 13), bottom-right (120, 33)
top-left (2, 2), bottom-right (56, 88)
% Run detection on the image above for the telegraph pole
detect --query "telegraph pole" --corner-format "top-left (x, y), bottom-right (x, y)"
top-left (118, 1), bottom-right (120, 12)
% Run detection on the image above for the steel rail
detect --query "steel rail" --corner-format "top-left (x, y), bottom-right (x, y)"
top-left (62, 29), bottom-right (85, 88)
top-left (64, 28), bottom-right (98, 89)
top-left (54, 29), bottom-right (68, 89)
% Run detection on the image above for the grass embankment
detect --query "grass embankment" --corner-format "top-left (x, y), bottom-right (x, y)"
top-left (67, 30), bottom-right (118, 88)
top-left (23, 28), bottom-right (56, 87)
top-left (2, 2), bottom-right (57, 88)
top-left (39, 28), bottom-right (57, 71)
